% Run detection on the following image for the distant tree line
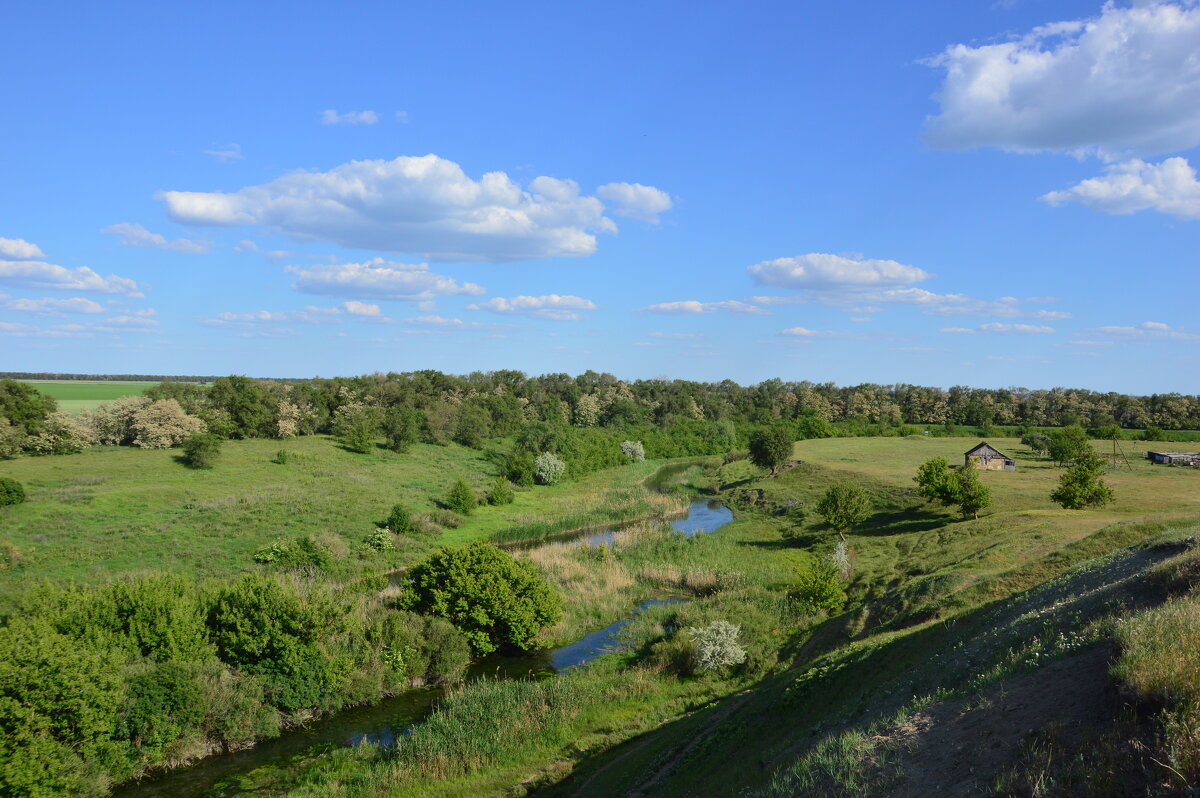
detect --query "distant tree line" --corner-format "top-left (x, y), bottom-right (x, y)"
top-left (2, 371), bottom-right (1199, 429)
top-left (3, 372), bottom-right (1198, 468)
top-left (0, 372), bottom-right (223, 383)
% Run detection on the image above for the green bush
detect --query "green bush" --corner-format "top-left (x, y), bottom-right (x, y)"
top-left (365, 528), bottom-right (395, 552)
top-left (648, 632), bottom-right (699, 676)
top-left (404, 542), bottom-right (563, 654)
top-left (486, 478), bottom-right (515, 506)
top-left (181, 432), bottom-right (222, 469)
top-left (1143, 426), bottom-right (1168, 442)
top-left (1021, 431), bottom-right (1051, 455)
top-left (534, 452), bottom-right (566, 485)
top-left (199, 667), bottom-right (279, 747)
top-left (121, 661), bottom-right (207, 760)
top-left (1048, 424), bottom-right (1090, 465)
top-left (504, 453), bottom-right (536, 487)
top-left (444, 479), bottom-right (476, 515)
top-left (332, 402), bottom-right (381, 453)
top-left (1051, 447), bottom-right (1115, 509)
top-left (0, 620), bottom-right (125, 797)
top-left (272, 449), bottom-right (289, 464)
top-left (252, 536), bottom-right (335, 574)
top-left (795, 558), bottom-right (845, 613)
top-left (429, 508), bottom-right (464, 528)
top-left (367, 612), bottom-right (471, 686)
top-left (816, 482), bottom-right (871, 540)
top-left (22, 575), bottom-right (213, 662)
top-left (688, 620), bottom-right (747, 674)
top-left (206, 574), bottom-right (342, 711)
top-left (0, 476), bottom-right (25, 507)
top-left (748, 426), bottom-right (793, 474)
top-left (387, 502), bottom-right (412, 534)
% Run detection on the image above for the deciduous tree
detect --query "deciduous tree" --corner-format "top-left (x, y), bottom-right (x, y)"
top-left (816, 482), bottom-right (871, 541)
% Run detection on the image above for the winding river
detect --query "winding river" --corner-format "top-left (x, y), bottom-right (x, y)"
top-left (113, 500), bottom-right (731, 798)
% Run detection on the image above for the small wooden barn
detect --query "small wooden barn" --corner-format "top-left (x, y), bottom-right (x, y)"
top-left (964, 441), bottom-right (1016, 471)
top-left (1147, 451), bottom-right (1200, 466)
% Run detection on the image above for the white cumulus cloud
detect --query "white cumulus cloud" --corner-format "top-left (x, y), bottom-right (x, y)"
top-left (209, 302), bottom-right (392, 327)
top-left (157, 154), bottom-right (669, 262)
top-left (749, 253), bottom-right (930, 290)
top-left (1041, 156), bottom-right (1200, 219)
top-left (287, 258), bottom-right (485, 303)
top-left (320, 109), bottom-right (380, 125)
top-left (341, 300), bottom-right (382, 317)
top-left (638, 300), bottom-right (768, 315)
top-left (748, 255), bottom-right (1068, 320)
top-left (0, 237), bottom-right (45, 260)
top-left (2, 296), bottom-right (105, 314)
top-left (0, 259), bottom-right (142, 296)
top-left (102, 222), bottom-right (212, 254)
top-left (924, 1), bottom-right (1200, 158)
top-left (780, 327), bottom-right (834, 338)
top-left (1096, 321), bottom-right (1200, 341)
top-left (979, 323), bottom-right (1055, 334)
top-left (468, 294), bottom-right (597, 321)
top-left (943, 323), bottom-right (1054, 335)
top-left (596, 182), bottom-right (673, 223)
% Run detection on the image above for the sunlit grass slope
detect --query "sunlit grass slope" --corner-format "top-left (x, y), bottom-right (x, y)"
top-left (0, 435), bottom-right (671, 607)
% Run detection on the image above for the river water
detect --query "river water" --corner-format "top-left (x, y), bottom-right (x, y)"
top-left (113, 500), bottom-right (730, 798)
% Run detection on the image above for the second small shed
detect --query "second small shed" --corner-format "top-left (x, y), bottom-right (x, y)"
top-left (964, 441), bottom-right (1016, 471)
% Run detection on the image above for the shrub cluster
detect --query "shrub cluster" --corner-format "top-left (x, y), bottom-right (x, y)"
top-left (1, 573), bottom-right (472, 796)
top-left (403, 542), bottom-right (563, 655)
top-left (0, 476), bottom-right (25, 507)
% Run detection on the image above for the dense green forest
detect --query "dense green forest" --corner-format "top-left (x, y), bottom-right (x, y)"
top-left (3, 372), bottom-right (1199, 465)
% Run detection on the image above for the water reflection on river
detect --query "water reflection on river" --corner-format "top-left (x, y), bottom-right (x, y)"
top-left (113, 500), bottom-right (729, 798)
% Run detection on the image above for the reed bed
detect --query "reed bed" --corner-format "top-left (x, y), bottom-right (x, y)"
top-left (490, 485), bottom-right (688, 545)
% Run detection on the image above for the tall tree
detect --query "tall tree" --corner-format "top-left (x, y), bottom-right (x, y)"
top-left (1051, 447), bottom-right (1115, 509)
top-left (748, 426), bottom-right (793, 475)
top-left (951, 460), bottom-right (991, 520)
top-left (816, 482), bottom-right (871, 542)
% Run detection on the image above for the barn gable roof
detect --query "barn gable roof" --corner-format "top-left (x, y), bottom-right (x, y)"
top-left (964, 441), bottom-right (1011, 459)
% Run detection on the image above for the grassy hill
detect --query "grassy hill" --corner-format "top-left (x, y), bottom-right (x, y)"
top-left (536, 436), bottom-right (1200, 796)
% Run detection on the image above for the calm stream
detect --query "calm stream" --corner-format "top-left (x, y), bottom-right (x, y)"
top-left (113, 500), bottom-right (730, 798)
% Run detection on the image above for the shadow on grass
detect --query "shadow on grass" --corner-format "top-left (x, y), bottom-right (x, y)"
top-left (855, 507), bottom-right (953, 537)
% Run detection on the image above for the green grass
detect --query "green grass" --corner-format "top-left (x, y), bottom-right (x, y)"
top-left (10, 431), bottom-right (1200, 796)
top-left (0, 437), bottom-right (678, 609)
top-left (16, 379), bottom-right (159, 414)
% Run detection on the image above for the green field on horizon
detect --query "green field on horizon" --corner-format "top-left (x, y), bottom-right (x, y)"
top-left (13, 380), bottom-right (159, 414)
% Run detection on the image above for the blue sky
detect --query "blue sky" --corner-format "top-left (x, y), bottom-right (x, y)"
top-left (1, 0), bottom-right (1197, 392)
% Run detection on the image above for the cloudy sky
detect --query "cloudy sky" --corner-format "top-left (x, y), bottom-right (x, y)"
top-left (2, 1), bottom-right (1197, 391)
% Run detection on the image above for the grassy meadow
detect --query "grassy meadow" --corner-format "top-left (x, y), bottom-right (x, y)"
top-left (5, 428), bottom-right (1200, 796)
top-left (178, 433), bottom-right (1200, 797)
top-left (0, 434), bottom-right (685, 609)
top-left (14, 379), bottom-right (159, 414)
